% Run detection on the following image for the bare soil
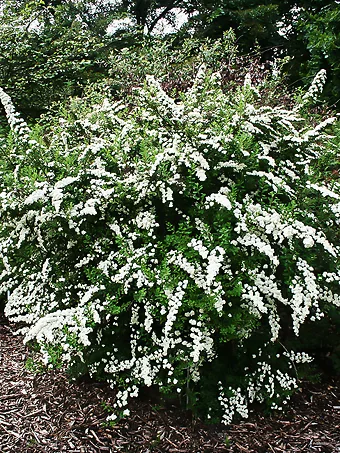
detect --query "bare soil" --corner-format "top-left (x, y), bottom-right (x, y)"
top-left (0, 320), bottom-right (339, 453)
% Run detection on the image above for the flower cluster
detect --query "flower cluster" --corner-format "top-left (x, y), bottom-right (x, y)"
top-left (0, 65), bottom-right (339, 424)
top-left (0, 87), bottom-right (30, 138)
top-left (218, 384), bottom-right (249, 425)
top-left (301, 69), bottom-right (327, 104)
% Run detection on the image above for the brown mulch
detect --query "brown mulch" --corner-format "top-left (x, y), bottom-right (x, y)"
top-left (0, 320), bottom-right (339, 453)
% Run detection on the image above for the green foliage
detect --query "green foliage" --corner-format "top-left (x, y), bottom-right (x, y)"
top-left (25, 356), bottom-right (45, 374)
top-left (182, 1), bottom-right (340, 106)
top-left (107, 31), bottom-right (239, 97)
top-left (297, 5), bottom-right (340, 105)
top-left (0, 0), bottom-right (113, 118)
top-left (188, 0), bottom-right (281, 49)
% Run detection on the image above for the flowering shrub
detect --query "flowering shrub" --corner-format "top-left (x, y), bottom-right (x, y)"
top-left (0, 68), bottom-right (339, 424)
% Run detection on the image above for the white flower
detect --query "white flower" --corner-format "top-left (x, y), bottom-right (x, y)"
top-left (55, 177), bottom-right (78, 189)
top-left (303, 236), bottom-right (314, 248)
top-left (24, 189), bottom-right (47, 205)
top-left (196, 169), bottom-right (207, 181)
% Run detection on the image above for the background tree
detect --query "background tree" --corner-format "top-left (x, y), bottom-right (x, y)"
top-left (290, 3), bottom-right (340, 106)
top-left (117, 0), bottom-right (200, 33)
top-left (180, 0), bottom-right (340, 104)
top-left (0, 0), bottom-right (119, 118)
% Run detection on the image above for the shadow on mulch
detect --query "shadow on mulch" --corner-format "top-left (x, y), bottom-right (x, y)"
top-left (0, 315), bottom-right (339, 453)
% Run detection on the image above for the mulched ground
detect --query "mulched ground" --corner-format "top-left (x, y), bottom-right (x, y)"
top-left (0, 320), bottom-right (339, 453)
